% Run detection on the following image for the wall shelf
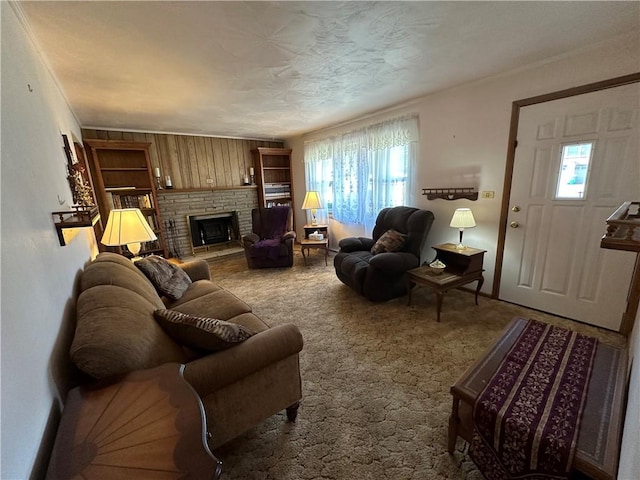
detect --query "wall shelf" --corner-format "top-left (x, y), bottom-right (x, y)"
top-left (601, 201), bottom-right (640, 252)
top-left (52, 206), bottom-right (100, 246)
top-left (422, 188), bottom-right (478, 201)
top-left (600, 201), bottom-right (640, 336)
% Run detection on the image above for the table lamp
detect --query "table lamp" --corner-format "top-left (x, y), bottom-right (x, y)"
top-left (302, 191), bottom-right (323, 226)
top-left (450, 208), bottom-right (476, 250)
top-left (102, 208), bottom-right (157, 259)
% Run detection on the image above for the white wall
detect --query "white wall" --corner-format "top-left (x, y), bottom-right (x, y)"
top-left (1, 4), bottom-right (98, 478)
top-left (619, 307), bottom-right (640, 480)
top-left (286, 31), bottom-right (640, 478)
top-left (287, 31), bottom-right (640, 294)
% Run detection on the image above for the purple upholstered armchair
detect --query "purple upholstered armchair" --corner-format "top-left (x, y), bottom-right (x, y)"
top-left (242, 206), bottom-right (296, 268)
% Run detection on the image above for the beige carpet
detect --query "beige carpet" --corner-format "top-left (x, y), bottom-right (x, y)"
top-left (206, 248), bottom-right (626, 480)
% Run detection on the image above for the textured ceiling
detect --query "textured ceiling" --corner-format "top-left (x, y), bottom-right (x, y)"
top-left (17, 1), bottom-right (640, 140)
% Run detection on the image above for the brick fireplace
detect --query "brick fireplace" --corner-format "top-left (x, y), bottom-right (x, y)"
top-left (157, 188), bottom-right (258, 258)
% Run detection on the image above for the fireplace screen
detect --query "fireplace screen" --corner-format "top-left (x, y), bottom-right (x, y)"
top-left (187, 212), bottom-right (239, 252)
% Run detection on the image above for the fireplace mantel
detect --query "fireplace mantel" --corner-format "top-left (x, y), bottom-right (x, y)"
top-left (158, 186), bottom-right (257, 194)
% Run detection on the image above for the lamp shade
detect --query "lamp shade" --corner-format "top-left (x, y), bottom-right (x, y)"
top-left (449, 208), bottom-right (476, 229)
top-left (301, 191), bottom-right (323, 210)
top-left (101, 208), bottom-right (157, 247)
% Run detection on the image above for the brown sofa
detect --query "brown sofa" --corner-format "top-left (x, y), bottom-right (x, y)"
top-left (70, 252), bottom-right (303, 448)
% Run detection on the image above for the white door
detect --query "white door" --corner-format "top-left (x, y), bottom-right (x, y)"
top-left (500, 83), bottom-right (640, 331)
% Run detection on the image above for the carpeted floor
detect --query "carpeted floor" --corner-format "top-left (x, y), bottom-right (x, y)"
top-left (205, 248), bottom-right (626, 480)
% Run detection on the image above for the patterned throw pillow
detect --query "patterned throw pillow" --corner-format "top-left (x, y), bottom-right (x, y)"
top-left (371, 229), bottom-right (408, 254)
top-left (153, 309), bottom-right (255, 351)
top-left (135, 255), bottom-right (192, 300)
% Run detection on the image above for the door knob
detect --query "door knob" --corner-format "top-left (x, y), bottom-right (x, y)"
top-left (511, 206), bottom-right (521, 212)
top-left (510, 221), bottom-right (519, 228)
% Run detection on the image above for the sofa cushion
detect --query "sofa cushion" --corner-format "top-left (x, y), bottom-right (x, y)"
top-left (72, 285), bottom-right (186, 379)
top-left (135, 255), bottom-right (192, 300)
top-left (81, 261), bottom-right (165, 309)
top-left (172, 289), bottom-right (253, 321)
top-left (154, 309), bottom-right (255, 351)
top-left (166, 280), bottom-right (223, 308)
top-left (371, 229), bottom-right (407, 254)
top-left (249, 239), bottom-right (289, 259)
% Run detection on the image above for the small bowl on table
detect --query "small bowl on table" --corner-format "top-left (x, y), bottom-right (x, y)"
top-left (428, 265), bottom-right (446, 275)
top-left (427, 260), bottom-right (446, 275)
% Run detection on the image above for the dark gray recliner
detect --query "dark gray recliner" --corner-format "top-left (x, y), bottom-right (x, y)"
top-left (333, 206), bottom-right (435, 301)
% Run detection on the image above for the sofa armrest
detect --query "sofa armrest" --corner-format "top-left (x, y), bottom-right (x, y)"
top-left (283, 230), bottom-right (296, 241)
top-left (369, 251), bottom-right (419, 273)
top-left (179, 260), bottom-right (211, 282)
top-left (183, 323), bottom-right (303, 395)
top-left (242, 233), bottom-right (260, 247)
top-left (338, 237), bottom-right (375, 252)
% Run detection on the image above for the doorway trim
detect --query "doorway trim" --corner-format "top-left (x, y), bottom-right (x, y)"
top-left (492, 72), bottom-right (640, 299)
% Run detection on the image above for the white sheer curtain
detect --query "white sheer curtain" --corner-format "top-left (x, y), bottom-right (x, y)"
top-left (364, 115), bottom-right (419, 231)
top-left (304, 114), bottom-right (418, 230)
top-left (303, 138), bottom-right (333, 226)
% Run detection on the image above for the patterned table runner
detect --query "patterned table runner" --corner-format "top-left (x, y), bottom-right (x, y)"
top-left (469, 319), bottom-right (598, 479)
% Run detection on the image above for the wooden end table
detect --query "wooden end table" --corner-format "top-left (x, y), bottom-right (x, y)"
top-left (301, 223), bottom-right (329, 266)
top-left (46, 363), bottom-right (222, 480)
top-left (301, 238), bottom-right (328, 266)
top-left (406, 243), bottom-right (485, 322)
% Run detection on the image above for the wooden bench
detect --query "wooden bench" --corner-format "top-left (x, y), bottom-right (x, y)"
top-left (448, 317), bottom-right (627, 480)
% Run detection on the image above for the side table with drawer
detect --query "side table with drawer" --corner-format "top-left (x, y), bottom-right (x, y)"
top-left (301, 223), bottom-right (329, 266)
top-left (406, 243), bottom-right (485, 322)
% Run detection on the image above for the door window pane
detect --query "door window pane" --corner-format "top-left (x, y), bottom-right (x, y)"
top-left (555, 142), bottom-right (594, 199)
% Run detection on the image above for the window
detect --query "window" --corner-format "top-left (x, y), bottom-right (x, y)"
top-left (555, 141), bottom-right (594, 199)
top-left (304, 115), bottom-right (418, 227)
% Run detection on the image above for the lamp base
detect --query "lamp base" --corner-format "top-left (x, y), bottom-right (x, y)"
top-left (127, 242), bottom-right (142, 257)
top-left (455, 229), bottom-right (466, 249)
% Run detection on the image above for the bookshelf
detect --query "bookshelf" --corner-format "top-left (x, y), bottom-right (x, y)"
top-left (84, 140), bottom-right (168, 257)
top-left (252, 147), bottom-right (294, 209)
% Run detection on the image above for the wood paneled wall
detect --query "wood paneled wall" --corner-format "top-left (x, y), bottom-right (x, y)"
top-left (81, 129), bottom-right (283, 190)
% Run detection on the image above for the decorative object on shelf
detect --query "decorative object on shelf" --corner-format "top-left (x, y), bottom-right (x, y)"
top-left (101, 208), bottom-right (157, 259)
top-left (62, 134), bottom-right (95, 207)
top-left (165, 175), bottom-right (174, 189)
top-left (52, 205), bottom-right (100, 246)
top-left (422, 187), bottom-right (478, 201)
top-left (450, 207), bottom-right (476, 249)
top-left (302, 191), bottom-right (323, 226)
top-left (249, 167), bottom-right (255, 185)
top-left (154, 167), bottom-right (163, 190)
